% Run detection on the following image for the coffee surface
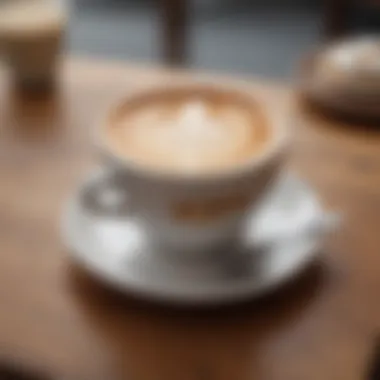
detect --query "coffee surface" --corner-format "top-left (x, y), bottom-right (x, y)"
top-left (105, 90), bottom-right (271, 174)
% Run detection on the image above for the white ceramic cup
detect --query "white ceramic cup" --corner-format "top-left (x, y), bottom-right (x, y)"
top-left (88, 85), bottom-right (289, 255)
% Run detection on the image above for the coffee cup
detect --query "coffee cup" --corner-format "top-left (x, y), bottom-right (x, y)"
top-left (88, 85), bottom-right (289, 255)
top-left (0, 0), bottom-right (67, 90)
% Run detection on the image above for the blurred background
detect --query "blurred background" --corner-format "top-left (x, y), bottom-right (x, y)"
top-left (68, 0), bottom-right (380, 80)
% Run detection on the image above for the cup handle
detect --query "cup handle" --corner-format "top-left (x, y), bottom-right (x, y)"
top-left (256, 211), bottom-right (341, 250)
top-left (81, 168), bottom-right (133, 218)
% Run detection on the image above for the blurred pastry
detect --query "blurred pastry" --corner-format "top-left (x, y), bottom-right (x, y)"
top-left (300, 36), bottom-right (380, 121)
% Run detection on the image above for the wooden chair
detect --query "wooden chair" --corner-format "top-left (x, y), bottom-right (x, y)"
top-left (324, 0), bottom-right (380, 39)
top-left (161, 0), bottom-right (188, 66)
top-left (324, 0), bottom-right (353, 39)
top-left (160, 0), bottom-right (378, 66)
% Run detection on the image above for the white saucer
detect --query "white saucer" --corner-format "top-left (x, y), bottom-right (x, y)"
top-left (62, 172), bottom-right (336, 305)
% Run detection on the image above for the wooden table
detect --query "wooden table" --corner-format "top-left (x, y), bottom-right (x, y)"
top-left (0, 58), bottom-right (380, 380)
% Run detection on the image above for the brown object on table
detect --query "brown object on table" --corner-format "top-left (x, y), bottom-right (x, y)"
top-left (0, 58), bottom-right (380, 380)
top-left (298, 46), bottom-right (380, 124)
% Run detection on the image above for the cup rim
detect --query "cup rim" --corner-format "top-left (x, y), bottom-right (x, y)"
top-left (96, 83), bottom-right (290, 184)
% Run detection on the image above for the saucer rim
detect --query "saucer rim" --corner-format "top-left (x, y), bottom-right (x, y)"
top-left (62, 172), bottom-right (323, 305)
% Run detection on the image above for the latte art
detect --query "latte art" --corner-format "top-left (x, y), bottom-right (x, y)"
top-left (106, 89), bottom-right (270, 174)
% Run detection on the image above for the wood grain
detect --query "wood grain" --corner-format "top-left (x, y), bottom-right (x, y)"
top-left (0, 58), bottom-right (380, 380)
